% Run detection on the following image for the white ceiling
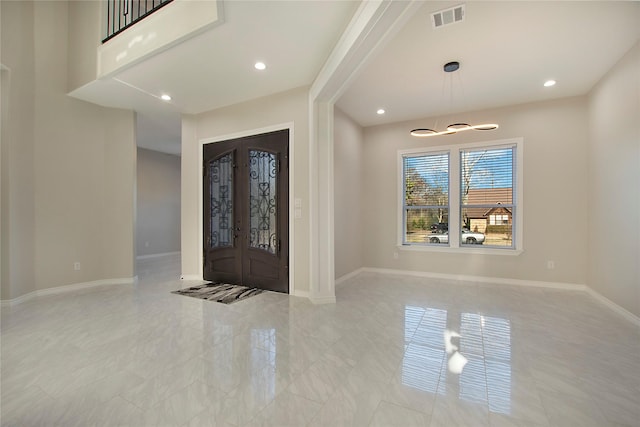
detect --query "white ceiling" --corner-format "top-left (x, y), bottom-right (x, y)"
top-left (337, 1), bottom-right (640, 127)
top-left (72, 0), bottom-right (359, 155)
top-left (116, 0), bottom-right (359, 115)
top-left (74, 1), bottom-right (640, 155)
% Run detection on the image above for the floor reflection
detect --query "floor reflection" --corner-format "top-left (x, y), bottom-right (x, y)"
top-left (251, 328), bottom-right (277, 401)
top-left (403, 306), bottom-right (447, 394)
top-left (403, 306), bottom-right (512, 414)
top-left (477, 314), bottom-right (511, 414)
top-left (202, 321), bottom-right (278, 405)
top-left (209, 323), bottom-right (235, 390)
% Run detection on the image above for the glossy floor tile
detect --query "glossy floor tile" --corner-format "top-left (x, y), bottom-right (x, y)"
top-left (2, 254), bottom-right (639, 426)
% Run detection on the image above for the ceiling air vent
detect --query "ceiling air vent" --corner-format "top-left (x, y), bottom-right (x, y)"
top-left (431, 4), bottom-right (465, 29)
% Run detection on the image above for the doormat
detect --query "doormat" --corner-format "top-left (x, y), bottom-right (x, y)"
top-left (172, 283), bottom-right (265, 305)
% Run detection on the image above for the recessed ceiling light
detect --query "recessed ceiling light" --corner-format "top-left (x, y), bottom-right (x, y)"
top-left (254, 62), bottom-right (266, 70)
top-left (544, 80), bottom-right (556, 87)
top-left (377, 109), bottom-right (385, 115)
top-left (160, 94), bottom-right (172, 101)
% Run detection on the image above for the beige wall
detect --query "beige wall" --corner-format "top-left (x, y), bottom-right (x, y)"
top-left (587, 42), bottom-right (640, 317)
top-left (362, 96), bottom-right (589, 285)
top-left (1, 1), bottom-right (137, 301)
top-left (333, 107), bottom-right (364, 279)
top-left (102, 110), bottom-right (137, 279)
top-left (67, 0), bottom-right (101, 92)
top-left (181, 87), bottom-right (310, 294)
top-left (137, 148), bottom-right (181, 257)
top-left (1, 0), bottom-right (36, 301)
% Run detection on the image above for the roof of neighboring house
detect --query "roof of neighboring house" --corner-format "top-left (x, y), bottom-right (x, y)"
top-left (462, 188), bottom-right (513, 219)
top-left (484, 206), bottom-right (512, 216)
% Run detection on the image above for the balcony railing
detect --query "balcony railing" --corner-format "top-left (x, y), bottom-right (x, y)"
top-left (103, 0), bottom-right (174, 43)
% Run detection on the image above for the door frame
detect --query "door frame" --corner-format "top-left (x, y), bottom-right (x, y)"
top-left (197, 122), bottom-right (296, 295)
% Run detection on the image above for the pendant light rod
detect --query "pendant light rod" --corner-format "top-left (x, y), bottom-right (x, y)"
top-left (410, 61), bottom-right (499, 137)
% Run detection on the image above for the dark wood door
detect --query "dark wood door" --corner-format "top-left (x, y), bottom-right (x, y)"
top-left (203, 129), bottom-right (289, 293)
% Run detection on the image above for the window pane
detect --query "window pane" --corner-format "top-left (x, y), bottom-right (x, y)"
top-left (461, 147), bottom-right (514, 247)
top-left (209, 152), bottom-right (234, 248)
top-left (461, 207), bottom-right (513, 246)
top-left (404, 153), bottom-right (449, 207)
top-left (405, 208), bottom-right (449, 244)
top-left (248, 150), bottom-right (277, 254)
top-left (404, 153), bottom-right (449, 245)
top-left (461, 147), bottom-right (513, 203)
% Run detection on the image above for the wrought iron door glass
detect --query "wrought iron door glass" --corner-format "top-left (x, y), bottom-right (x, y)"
top-left (249, 150), bottom-right (277, 254)
top-left (209, 152), bottom-right (234, 248)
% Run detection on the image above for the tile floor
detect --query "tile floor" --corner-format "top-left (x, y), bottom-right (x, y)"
top-left (1, 254), bottom-right (639, 426)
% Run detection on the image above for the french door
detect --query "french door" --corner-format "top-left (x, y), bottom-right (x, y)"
top-left (203, 129), bottom-right (289, 293)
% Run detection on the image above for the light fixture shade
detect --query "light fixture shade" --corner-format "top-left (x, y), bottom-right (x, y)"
top-left (447, 123), bottom-right (471, 131)
top-left (410, 128), bottom-right (437, 137)
top-left (472, 123), bottom-right (499, 131)
top-left (410, 123), bottom-right (499, 137)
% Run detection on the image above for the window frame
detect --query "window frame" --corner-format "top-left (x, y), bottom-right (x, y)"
top-left (397, 138), bottom-right (523, 255)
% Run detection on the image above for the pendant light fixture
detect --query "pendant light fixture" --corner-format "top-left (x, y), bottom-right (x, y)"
top-left (410, 61), bottom-right (498, 137)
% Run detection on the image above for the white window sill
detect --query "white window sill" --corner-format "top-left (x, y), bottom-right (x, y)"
top-left (398, 244), bottom-right (523, 256)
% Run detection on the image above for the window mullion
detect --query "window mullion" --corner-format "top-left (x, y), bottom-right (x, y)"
top-left (399, 153), bottom-right (406, 246)
top-left (450, 149), bottom-right (461, 248)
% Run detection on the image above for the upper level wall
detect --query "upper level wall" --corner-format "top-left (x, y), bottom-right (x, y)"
top-left (67, 0), bottom-right (222, 92)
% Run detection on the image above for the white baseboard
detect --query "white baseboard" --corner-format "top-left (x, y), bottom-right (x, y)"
top-left (361, 267), bottom-right (586, 291)
top-left (292, 290), bottom-right (310, 299)
top-left (584, 287), bottom-right (640, 327)
top-left (136, 251), bottom-right (180, 260)
top-left (0, 277), bottom-right (137, 307)
top-left (180, 274), bottom-right (202, 281)
top-left (0, 291), bottom-right (38, 307)
top-left (335, 268), bottom-right (365, 287)
top-left (309, 294), bottom-right (337, 304)
top-left (355, 267), bottom-right (638, 327)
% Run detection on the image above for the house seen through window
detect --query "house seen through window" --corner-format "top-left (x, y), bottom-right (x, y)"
top-left (401, 141), bottom-right (520, 250)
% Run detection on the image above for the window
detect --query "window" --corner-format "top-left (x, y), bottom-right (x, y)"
top-left (399, 139), bottom-right (522, 252)
top-left (402, 152), bottom-right (449, 245)
top-left (461, 146), bottom-right (514, 247)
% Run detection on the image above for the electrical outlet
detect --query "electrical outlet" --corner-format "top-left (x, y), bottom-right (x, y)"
top-left (546, 260), bottom-right (555, 270)
top-left (74, 262), bottom-right (81, 271)
top-left (393, 251), bottom-right (399, 259)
